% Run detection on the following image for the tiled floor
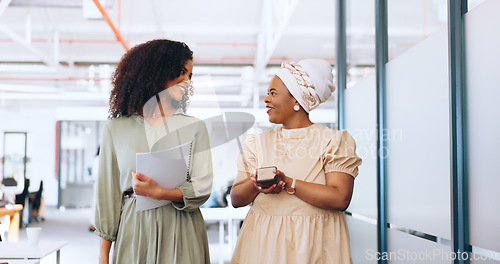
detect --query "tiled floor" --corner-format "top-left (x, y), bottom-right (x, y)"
top-left (13, 206), bottom-right (232, 264)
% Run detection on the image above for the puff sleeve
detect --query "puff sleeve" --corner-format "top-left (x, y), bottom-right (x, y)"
top-left (234, 134), bottom-right (259, 183)
top-left (323, 130), bottom-right (362, 178)
top-left (94, 124), bottom-right (122, 241)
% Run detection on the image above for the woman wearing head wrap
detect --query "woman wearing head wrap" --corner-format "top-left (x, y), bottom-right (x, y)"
top-left (230, 59), bottom-right (362, 263)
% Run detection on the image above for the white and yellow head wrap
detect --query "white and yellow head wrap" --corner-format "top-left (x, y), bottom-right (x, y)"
top-left (275, 59), bottom-right (335, 113)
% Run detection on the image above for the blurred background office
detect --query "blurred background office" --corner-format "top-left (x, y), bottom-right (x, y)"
top-left (0, 0), bottom-right (499, 263)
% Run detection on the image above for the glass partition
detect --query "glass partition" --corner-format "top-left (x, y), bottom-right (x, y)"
top-left (346, 215), bottom-right (377, 264)
top-left (344, 72), bottom-right (377, 219)
top-left (387, 228), bottom-right (451, 264)
top-left (388, 0), bottom-right (447, 61)
top-left (2, 132), bottom-right (27, 191)
top-left (465, 0), bottom-right (500, 254)
top-left (58, 121), bottom-right (104, 208)
top-left (469, 0), bottom-right (489, 10)
top-left (344, 0), bottom-right (378, 257)
top-left (386, 26), bottom-right (451, 240)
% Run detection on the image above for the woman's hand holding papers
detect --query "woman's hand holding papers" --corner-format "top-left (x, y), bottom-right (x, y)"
top-left (132, 171), bottom-right (184, 202)
top-left (132, 172), bottom-right (161, 199)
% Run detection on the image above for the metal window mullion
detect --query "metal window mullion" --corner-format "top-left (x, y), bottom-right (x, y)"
top-left (337, 0), bottom-right (347, 130)
top-left (2, 132), bottom-right (5, 179)
top-left (375, 0), bottom-right (388, 263)
top-left (23, 132), bottom-right (27, 179)
top-left (448, 1), bottom-right (469, 263)
top-left (57, 121), bottom-right (62, 208)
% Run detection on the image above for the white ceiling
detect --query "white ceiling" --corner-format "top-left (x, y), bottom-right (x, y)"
top-left (0, 0), bottom-right (467, 109)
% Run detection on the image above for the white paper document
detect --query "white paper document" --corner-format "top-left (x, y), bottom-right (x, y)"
top-left (135, 141), bottom-right (192, 211)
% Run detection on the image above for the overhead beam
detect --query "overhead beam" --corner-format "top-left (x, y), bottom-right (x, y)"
top-left (25, 8), bottom-right (31, 44)
top-left (254, 0), bottom-right (298, 71)
top-left (0, 0), bottom-right (60, 67)
top-left (92, 0), bottom-right (129, 51)
top-left (0, 25), bottom-right (436, 40)
top-left (253, 0), bottom-right (298, 108)
top-left (0, 0), bottom-right (12, 17)
top-left (0, 23), bottom-right (59, 68)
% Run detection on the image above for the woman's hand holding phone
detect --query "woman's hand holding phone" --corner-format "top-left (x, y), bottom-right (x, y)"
top-left (253, 167), bottom-right (286, 194)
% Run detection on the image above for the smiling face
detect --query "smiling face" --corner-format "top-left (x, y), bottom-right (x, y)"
top-left (163, 59), bottom-right (193, 103)
top-left (264, 76), bottom-right (298, 125)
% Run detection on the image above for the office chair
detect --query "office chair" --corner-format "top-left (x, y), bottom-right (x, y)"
top-left (30, 181), bottom-right (43, 222)
top-left (14, 178), bottom-right (29, 228)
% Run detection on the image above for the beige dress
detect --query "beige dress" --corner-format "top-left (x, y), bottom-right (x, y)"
top-left (231, 124), bottom-right (362, 264)
top-left (95, 109), bottom-right (213, 264)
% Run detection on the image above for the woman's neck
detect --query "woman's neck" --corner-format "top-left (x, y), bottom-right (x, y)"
top-left (157, 97), bottom-right (176, 117)
top-left (282, 117), bottom-right (313, 129)
top-left (144, 99), bottom-right (177, 127)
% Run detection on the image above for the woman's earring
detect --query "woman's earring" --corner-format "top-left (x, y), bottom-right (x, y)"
top-left (293, 105), bottom-right (300, 112)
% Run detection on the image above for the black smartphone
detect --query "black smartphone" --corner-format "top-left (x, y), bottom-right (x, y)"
top-left (256, 166), bottom-right (278, 188)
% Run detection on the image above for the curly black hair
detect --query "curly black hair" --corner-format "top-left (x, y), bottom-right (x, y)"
top-left (108, 39), bottom-right (194, 119)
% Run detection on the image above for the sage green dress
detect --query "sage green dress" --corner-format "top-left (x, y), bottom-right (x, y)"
top-left (95, 109), bottom-right (213, 264)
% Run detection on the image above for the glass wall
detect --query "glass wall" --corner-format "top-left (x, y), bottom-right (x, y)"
top-left (387, 228), bottom-right (451, 264)
top-left (343, 0), bottom-right (500, 262)
top-left (466, 0), bottom-right (500, 256)
top-left (469, 0), bottom-right (489, 10)
top-left (388, 0), bottom-right (447, 61)
top-left (344, 0), bottom-right (378, 260)
top-left (2, 132), bottom-right (27, 189)
top-left (58, 121), bottom-right (104, 208)
top-left (344, 73), bottom-right (377, 219)
top-left (386, 26), bottom-right (451, 240)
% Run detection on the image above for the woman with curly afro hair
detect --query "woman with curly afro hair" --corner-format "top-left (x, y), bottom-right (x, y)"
top-left (95, 39), bottom-right (213, 264)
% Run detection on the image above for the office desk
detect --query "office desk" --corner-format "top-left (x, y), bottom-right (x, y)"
top-left (0, 240), bottom-right (68, 264)
top-left (0, 204), bottom-right (23, 242)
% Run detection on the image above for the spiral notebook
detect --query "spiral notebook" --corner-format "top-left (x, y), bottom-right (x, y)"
top-left (135, 141), bottom-right (192, 211)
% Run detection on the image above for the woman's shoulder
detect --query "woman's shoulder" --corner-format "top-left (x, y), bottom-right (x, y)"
top-left (174, 113), bottom-right (208, 132)
top-left (311, 125), bottom-right (356, 145)
top-left (312, 124), bottom-right (351, 135)
top-left (99, 116), bottom-right (141, 142)
top-left (260, 126), bottom-right (281, 136)
top-left (242, 127), bottom-right (278, 144)
top-left (105, 115), bottom-right (138, 129)
top-left (240, 128), bottom-right (273, 147)
top-left (176, 112), bottom-right (201, 123)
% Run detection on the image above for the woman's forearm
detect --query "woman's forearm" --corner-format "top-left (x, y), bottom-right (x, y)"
top-left (283, 174), bottom-right (354, 211)
top-left (230, 177), bottom-right (260, 208)
top-left (99, 238), bottom-right (112, 264)
top-left (155, 188), bottom-right (184, 202)
top-left (133, 172), bottom-right (183, 202)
